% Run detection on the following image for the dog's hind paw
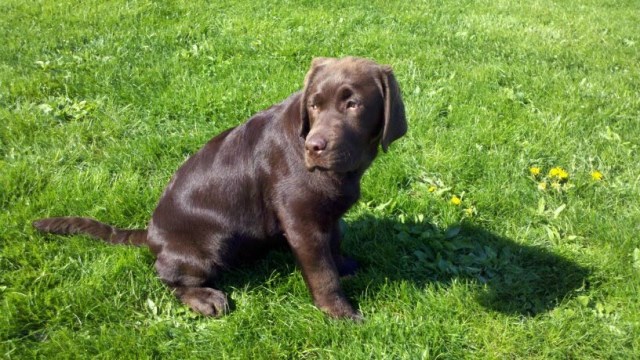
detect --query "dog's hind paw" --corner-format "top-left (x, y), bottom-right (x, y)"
top-left (178, 287), bottom-right (230, 317)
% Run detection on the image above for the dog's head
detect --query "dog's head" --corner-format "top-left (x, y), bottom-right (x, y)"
top-left (300, 57), bottom-right (407, 173)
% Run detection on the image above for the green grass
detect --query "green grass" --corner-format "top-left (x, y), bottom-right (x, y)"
top-left (2, 0), bottom-right (639, 358)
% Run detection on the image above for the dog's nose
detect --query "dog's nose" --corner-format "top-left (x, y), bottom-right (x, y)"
top-left (305, 137), bottom-right (327, 155)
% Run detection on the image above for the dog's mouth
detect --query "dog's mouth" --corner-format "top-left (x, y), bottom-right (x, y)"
top-left (304, 152), bottom-right (356, 173)
top-left (304, 156), bottom-right (327, 172)
top-left (305, 162), bottom-right (335, 172)
top-left (306, 164), bottom-right (327, 172)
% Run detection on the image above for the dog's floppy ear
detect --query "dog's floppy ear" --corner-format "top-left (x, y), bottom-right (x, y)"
top-left (300, 57), bottom-right (336, 138)
top-left (379, 65), bottom-right (407, 152)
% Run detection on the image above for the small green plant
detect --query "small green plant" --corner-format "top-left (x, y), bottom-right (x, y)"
top-left (38, 96), bottom-right (99, 122)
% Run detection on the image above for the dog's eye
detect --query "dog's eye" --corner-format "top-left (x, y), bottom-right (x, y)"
top-left (346, 100), bottom-right (359, 109)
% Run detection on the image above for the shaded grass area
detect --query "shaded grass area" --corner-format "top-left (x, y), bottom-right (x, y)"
top-left (1, 0), bottom-right (639, 358)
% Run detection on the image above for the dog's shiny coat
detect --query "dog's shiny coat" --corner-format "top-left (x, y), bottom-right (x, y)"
top-left (33, 57), bottom-right (406, 319)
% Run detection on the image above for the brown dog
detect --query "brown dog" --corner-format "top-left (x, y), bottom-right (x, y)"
top-left (33, 57), bottom-right (407, 320)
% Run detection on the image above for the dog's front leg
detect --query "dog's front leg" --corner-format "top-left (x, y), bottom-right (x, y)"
top-left (330, 222), bottom-right (359, 277)
top-left (286, 223), bottom-right (361, 320)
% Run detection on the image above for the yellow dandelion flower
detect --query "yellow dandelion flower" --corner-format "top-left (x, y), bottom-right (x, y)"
top-left (591, 170), bottom-right (603, 181)
top-left (549, 167), bottom-right (569, 181)
top-left (428, 185), bottom-right (437, 193)
top-left (529, 166), bottom-right (541, 176)
top-left (450, 195), bottom-right (462, 206)
top-left (537, 182), bottom-right (547, 191)
top-left (559, 170), bottom-right (569, 180)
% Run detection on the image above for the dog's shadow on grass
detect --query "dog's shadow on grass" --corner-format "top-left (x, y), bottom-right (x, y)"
top-left (220, 215), bottom-right (590, 317)
top-left (343, 215), bottom-right (590, 316)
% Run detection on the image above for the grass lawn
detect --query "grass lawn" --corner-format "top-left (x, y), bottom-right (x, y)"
top-left (1, 0), bottom-right (639, 358)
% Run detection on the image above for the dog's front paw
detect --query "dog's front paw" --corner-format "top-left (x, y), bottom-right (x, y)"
top-left (317, 295), bottom-right (363, 322)
top-left (327, 305), bottom-right (364, 322)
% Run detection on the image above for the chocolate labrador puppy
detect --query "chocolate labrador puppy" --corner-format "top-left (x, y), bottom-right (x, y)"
top-left (33, 56), bottom-right (407, 320)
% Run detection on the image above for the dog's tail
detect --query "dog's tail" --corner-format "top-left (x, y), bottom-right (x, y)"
top-left (32, 217), bottom-right (148, 246)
